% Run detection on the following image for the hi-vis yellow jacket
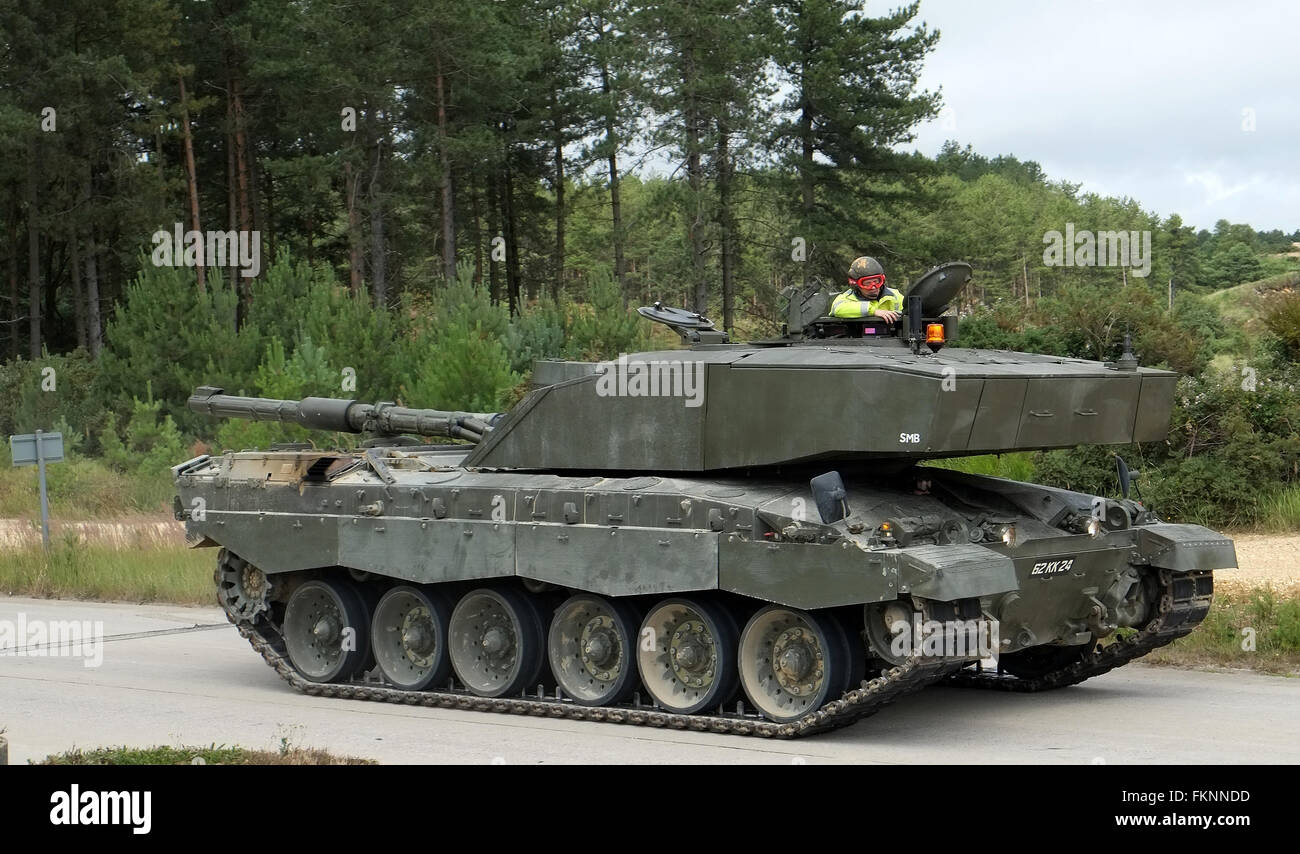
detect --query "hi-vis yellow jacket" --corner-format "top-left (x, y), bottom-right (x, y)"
top-left (829, 286), bottom-right (903, 318)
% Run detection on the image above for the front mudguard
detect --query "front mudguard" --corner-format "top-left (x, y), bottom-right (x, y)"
top-left (1132, 523), bottom-right (1237, 572)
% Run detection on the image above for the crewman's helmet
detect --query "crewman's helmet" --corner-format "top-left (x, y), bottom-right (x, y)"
top-left (848, 256), bottom-right (886, 299)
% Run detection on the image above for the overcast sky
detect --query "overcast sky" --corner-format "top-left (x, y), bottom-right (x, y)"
top-left (902, 0), bottom-right (1299, 232)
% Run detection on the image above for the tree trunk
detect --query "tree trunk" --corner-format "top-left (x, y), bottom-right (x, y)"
top-left (368, 116), bottom-right (387, 306)
top-left (436, 58), bottom-right (456, 283)
top-left (717, 121), bottom-right (736, 333)
top-left (249, 146), bottom-right (263, 246)
top-left (69, 225), bottom-right (87, 350)
top-left (226, 92), bottom-right (237, 297)
top-left (7, 193), bottom-right (18, 359)
top-left (487, 171), bottom-right (501, 304)
top-left (501, 156), bottom-right (521, 314)
top-left (345, 160), bottom-right (363, 295)
top-left (43, 227), bottom-right (56, 347)
top-left (685, 113), bottom-right (707, 314)
top-left (84, 227), bottom-right (102, 358)
top-left (178, 72), bottom-right (205, 293)
top-left (598, 59), bottom-right (627, 303)
top-left (230, 70), bottom-right (254, 324)
top-left (231, 77), bottom-right (253, 235)
top-left (263, 159), bottom-right (274, 264)
top-left (26, 138), bottom-right (41, 360)
top-left (470, 178), bottom-right (483, 285)
top-left (551, 91), bottom-right (565, 302)
top-left (799, 51), bottom-right (814, 287)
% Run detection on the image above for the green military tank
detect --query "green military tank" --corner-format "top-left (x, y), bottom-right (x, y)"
top-left (173, 262), bottom-right (1233, 737)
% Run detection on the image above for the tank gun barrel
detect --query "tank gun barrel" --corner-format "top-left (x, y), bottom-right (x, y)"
top-left (187, 386), bottom-right (498, 443)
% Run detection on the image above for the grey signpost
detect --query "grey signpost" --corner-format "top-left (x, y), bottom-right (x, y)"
top-left (9, 430), bottom-right (64, 549)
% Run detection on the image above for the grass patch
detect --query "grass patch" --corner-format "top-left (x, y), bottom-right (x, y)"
top-left (1259, 483), bottom-right (1300, 532)
top-left (0, 539), bottom-right (214, 604)
top-left (37, 744), bottom-right (375, 765)
top-left (0, 452), bottom-right (174, 520)
top-left (1141, 587), bottom-right (1300, 675)
top-left (923, 453), bottom-right (1036, 482)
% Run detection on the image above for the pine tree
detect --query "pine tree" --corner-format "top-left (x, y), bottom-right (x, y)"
top-left (770, 0), bottom-right (940, 281)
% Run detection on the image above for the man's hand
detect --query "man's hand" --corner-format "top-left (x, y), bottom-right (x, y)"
top-left (874, 309), bottom-right (901, 324)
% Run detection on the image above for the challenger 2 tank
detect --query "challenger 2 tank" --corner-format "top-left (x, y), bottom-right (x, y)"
top-left (173, 262), bottom-right (1235, 737)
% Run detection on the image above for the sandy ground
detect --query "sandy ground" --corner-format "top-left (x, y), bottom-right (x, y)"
top-left (0, 516), bottom-right (183, 550)
top-left (0, 515), bottom-right (1294, 592)
top-left (1218, 533), bottom-right (1300, 595)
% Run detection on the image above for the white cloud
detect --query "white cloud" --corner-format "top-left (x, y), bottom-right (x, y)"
top-left (1183, 171), bottom-right (1260, 207)
top-left (900, 0), bottom-right (1300, 231)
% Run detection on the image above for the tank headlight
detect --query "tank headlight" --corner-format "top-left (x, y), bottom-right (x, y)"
top-left (1001, 525), bottom-right (1017, 547)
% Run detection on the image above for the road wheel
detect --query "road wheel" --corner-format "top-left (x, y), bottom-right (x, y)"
top-left (449, 587), bottom-right (545, 697)
top-left (548, 595), bottom-right (641, 706)
top-left (637, 598), bottom-right (738, 714)
top-left (371, 585), bottom-right (453, 690)
top-left (738, 606), bottom-right (848, 722)
top-left (283, 578), bottom-right (371, 683)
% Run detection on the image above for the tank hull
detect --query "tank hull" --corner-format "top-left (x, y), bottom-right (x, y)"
top-left (174, 446), bottom-right (1233, 735)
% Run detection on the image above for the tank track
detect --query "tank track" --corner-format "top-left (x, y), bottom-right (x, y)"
top-left (947, 569), bottom-right (1214, 692)
top-left (219, 566), bottom-right (953, 739)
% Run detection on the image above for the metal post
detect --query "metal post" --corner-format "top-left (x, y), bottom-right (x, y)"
top-left (36, 428), bottom-right (50, 549)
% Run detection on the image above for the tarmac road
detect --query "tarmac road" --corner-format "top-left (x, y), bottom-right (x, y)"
top-left (1, 596), bottom-right (1296, 765)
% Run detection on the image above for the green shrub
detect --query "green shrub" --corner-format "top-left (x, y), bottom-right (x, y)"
top-left (566, 271), bottom-right (650, 360)
top-left (273, 257), bottom-right (405, 401)
top-left (1261, 484), bottom-right (1300, 531)
top-left (97, 263), bottom-right (261, 438)
top-left (955, 307), bottom-right (1066, 354)
top-left (925, 453), bottom-right (1037, 482)
top-left (506, 298), bottom-right (572, 375)
top-left (1262, 290), bottom-right (1300, 360)
top-left (400, 263), bottom-right (519, 413)
top-left (1033, 445), bottom-right (1122, 496)
top-left (1270, 600), bottom-right (1300, 651)
top-left (99, 389), bottom-right (187, 477)
top-left (0, 350), bottom-right (103, 440)
top-left (212, 333), bottom-right (356, 451)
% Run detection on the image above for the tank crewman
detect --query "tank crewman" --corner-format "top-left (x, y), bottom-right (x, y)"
top-left (830, 256), bottom-right (904, 323)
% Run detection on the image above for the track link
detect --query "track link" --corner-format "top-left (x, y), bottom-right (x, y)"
top-left (231, 615), bottom-right (954, 738)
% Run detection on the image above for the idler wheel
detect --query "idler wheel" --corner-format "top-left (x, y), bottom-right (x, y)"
top-left (216, 550), bottom-right (273, 622)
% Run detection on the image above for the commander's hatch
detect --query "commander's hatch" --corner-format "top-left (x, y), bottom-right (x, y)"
top-left (637, 303), bottom-right (730, 344)
top-left (907, 261), bottom-right (972, 316)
